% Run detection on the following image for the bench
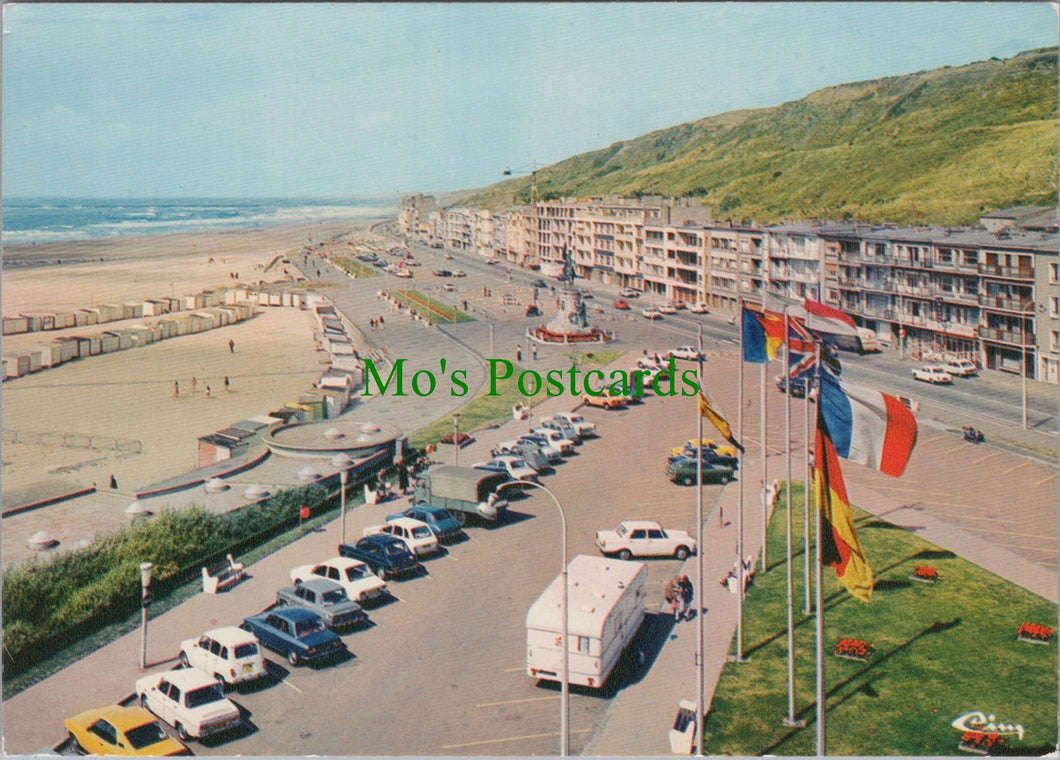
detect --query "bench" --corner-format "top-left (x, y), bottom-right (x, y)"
top-left (202, 554), bottom-right (246, 594)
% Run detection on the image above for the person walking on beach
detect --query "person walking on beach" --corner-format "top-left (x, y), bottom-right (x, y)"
top-left (205, 384), bottom-right (212, 398)
top-left (228, 338), bottom-right (235, 353)
top-left (191, 376), bottom-right (198, 394)
top-left (109, 474), bottom-right (118, 490)
top-left (173, 380), bottom-right (180, 398)
top-left (224, 376), bottom-right (230, 392)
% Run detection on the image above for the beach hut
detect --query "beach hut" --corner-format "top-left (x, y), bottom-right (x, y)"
top-left (281, 402), bottom-right (312, 422)
top-left (3, 355), bottom-right (27, 378)
top-left (155, 319), bottom-right (177, 340)
top-left (127, 325), bottom-right (156, 346)
top-left (105, 330), bottom-right (134, 351)
top-left (316, 388), bottom-right (348, 418)
top-left (73, 335), bottom-right (101, 358)
top-left (197, 430), bottom-right (251, 468)
top-left (163, 297), bottom-right (183, 313)
top-left (225, 287), bottom-right (249, 303)
top-left (182, 293), bottom-right (207, 310)
top-left (297, 393), bottom-right (326, 420)
top-left (2, 316), bottom-right (29, 335)
top-left (54, 311), bottom-right (76, 330)
top-left (97, 304), bottom-right (125, 323)
top-left (74, 309), bottom-right (97, 326)
top-left (98, 332), bottom-right (120, 353)
top-left (20, 314), bottom-right (42, 332)
top-left (53, 337), bottom-right (80, 363)
top-left (142, 299), bottom-right (169, 316)
top-left (33, 344), bottom-right (63, 368)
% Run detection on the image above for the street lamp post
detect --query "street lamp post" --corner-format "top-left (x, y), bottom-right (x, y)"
top-left (331, 453), bottom-right (354, 545)
top-left (139, 562), bottom-right (154, 670)
top-left (453, 414), bottom-right (461, 466)
top-left (510, 479), bottom-right (569, 757)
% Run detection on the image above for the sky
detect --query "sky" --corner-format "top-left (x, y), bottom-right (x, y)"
top-left (3, 2), bottom-right (1057, 198)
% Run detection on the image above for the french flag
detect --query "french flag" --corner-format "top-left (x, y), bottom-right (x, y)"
top-left (818, 372), bottom-right (918, 477)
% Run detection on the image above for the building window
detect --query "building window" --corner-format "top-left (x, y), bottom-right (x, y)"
top-left (1052, 331), bottom-right (1059, 353)
top-left (1051, 297), bottom-right (1059, 318)
top-left (1051, 262), bottom-right (1058, 284)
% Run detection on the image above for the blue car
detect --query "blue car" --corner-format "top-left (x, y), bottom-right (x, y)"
top-left (241, 607), bottom-right (345, 666)
top-left (387, 504), bottom-right (464, 543)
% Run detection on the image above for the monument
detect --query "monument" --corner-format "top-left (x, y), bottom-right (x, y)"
top-left (528, 246), bottom-right (613, 345)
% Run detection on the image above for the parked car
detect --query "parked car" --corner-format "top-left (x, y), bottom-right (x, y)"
top-left (595, 519), bottom-right (697, 560)
top-left (775, 374), bottom-right (817, 399)
top-left (666, 457), bottom-right (735, 486)
top-left (134, 669), bottom-right (242, 742)
top-left (64, 705), bottom-right (188, 756)
top-left (472, 455), bottom-right (539, 482)
top-left (491, 441), bottom-right (552, 471)
top-left (363, 517), bottom-right (440, 557)
top-left (669, 438), bottom-right (739, 459)
top-left (688, 302), bottom-right (710, 314)
top-left (667, 446), bottom-right (739, 470)
top-left (509, 435), bottom-right (563, 463)
top-left (276, 578), bottom-right (368, 629)
top-left (178, 626), bottom-right (266, 687)
top-left (240, 607), bottom-right (346, 666)
top-left (433, 269), bottom-right (452, 277)
top-left (552, 411), bottom-right (597, 437)
top-left (518, 433), bottom-right (569, 459)
top-left (658, 303), bottom-right (679, 314)
top-left (943, 359), bottom-right (978, 377)
top-left (619, 287), bottom-right (642, 298)
top-left (451, 269), bottom-right (467, 277)
top-left (666, 345), bottom-right (705, 361)
top-left (531, 278), bottom-right (548, 288)
top-left (338, 534), bottom-right (422, 580)
top-left (613, 299), bottom-right (631, 310)
top-left (641, 307), bottom-right (663, 320)
top-left (582, 389), bottom-right (629, 409)
top-left (393, 268), bottom-right (413, 278)
top-left (528, 428), bottom-right (576, 455)
top-left (535, 417), bottom-right (580, 444)
top-left (387, 504), bottom-right (464, 542)
top-left (912, 365), bottom-right (954, 384)
top-left (290, 557), bottom-right (388, 604)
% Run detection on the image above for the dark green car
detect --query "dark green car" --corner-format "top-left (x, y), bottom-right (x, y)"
top-left (666, 456), bottom-right (734, 486)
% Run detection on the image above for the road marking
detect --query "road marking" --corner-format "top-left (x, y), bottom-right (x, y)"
top-left (973, 451), bottom-right (1001, 464)
top-left (1036, 473), bottom-right (1058, 486)
top-left (279, 678), bottom-right (304, 694)
top-left (1002, 461), bottom-right (1031, 475)
top-left (945, 519), bottom-right (1056, 540)
top-left (860, 484), bottom-right (952, 498)
top-left (503, 666), bottom-right (525, 673)
top-left (914, 500), bottom-right (987, 513)
top-left (946, 445), bottom-right (966, 455)
top-left (440, 728), bottom-right (592, 750)
top-left (476, 695), bottom-right (559, 708)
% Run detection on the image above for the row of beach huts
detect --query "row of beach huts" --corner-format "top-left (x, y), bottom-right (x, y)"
top-left (1, 286), bottom-right (317, 382)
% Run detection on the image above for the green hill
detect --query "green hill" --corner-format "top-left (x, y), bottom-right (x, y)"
top-left (461, 47), bottom-right (1058, 226)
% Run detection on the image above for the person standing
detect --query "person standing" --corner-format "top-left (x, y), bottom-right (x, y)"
top-left (224, 376), bottom-right (231, 392)
top-left (532, 344), bottom-right (538, 361)
top-left (515, 344), bottom-right (522, 362)
top-left (228, 338), bottom-right (235, 353)
top-left (173, 380), bottom-right (180, 398)
top-left (680, 575), bottom-right (695, 620)
top-left (396, 459), bottom-right (410, 494)
top-left (665, 576), bottom-right (682, 621)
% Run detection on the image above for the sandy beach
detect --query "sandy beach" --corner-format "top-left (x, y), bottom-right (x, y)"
top-left (1, 218), bottom-right (383, 507)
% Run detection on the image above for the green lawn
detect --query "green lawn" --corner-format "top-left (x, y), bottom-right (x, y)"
top-left (392, 290), bottom-right (473, 323)
top-left (564, 348), bottom-right (625, 368)
top-left (704, 482), bottom-right (1057, 756)
top-left (332, 256), bottom-right (379, 278)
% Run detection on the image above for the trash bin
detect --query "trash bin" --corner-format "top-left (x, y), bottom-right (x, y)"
top-left (668, 699), bottom-right (697, 754)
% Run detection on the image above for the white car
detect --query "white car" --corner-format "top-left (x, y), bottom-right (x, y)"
top-left (135, 668), bottom-right (242, 742)
top-left (451, 269), bottom-right (467, 277)
top-left (393, 268), bottom-right (413, 278)
top-left (552, 411), bottom-right (596, 437)
top-left (943, 359), bottom-right (978, 377)
top-left (912, 365), bottom-right (953, 384)
top-left (471, 455), bottom-right (539, 482)
top-left (290, 556), bottom-right (388, 604)
top-left (619, 287), bottom-right (642, 298)
top-left (595, 519), bottom-right (698, 561)
top-left (688, 302), bottom-right (710, 314)
top-left (641, 307), bottom-right (663, 320)
top-left (179, 626), bottom-right (266, 687)
top-left (666, 346), bottom-right (705, 361)
top-left (363, 517), bottom-right (440, 557)
top-left (503, 437), bottom-right (563, 463)
top-left (528, 428), bottom-right (576, 456)
top-left (658, 303), bottom-right (678, 314)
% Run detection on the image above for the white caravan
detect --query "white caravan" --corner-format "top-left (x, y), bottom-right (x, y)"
top-left (526, 554), bottom-right (647, 689)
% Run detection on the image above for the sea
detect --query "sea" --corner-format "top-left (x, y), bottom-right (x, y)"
top-left (1, 197), bottom-right (401, 246)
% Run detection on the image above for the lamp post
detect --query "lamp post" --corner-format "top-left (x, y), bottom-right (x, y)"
top-left (139, 562), bottom-right (154, 670)
top-left (453, 413), bottom-right (461, 466)
top-left (510, 479), bottom-right (569, 757)
top-left (332, 452), bottom-right (354, 545)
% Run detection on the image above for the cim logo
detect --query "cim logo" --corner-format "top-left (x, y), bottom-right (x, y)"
top-left (951, 711), bottom-right (1025, 740)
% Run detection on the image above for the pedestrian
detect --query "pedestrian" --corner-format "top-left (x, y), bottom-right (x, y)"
top-left (679, 575), bottom-right (695, 620)
top-left (515, 344), bottom-right (522, 362)
top-left (206, 384), bottom-right (212, 398)
top-left (173, 380), bottom-right (180, 398)
top-left (228, 338), bottom-right (235, 353)
top-left (532, 344), bottom-right (538, 361)
top-left (379, 316), bottom-right (385, 327)
top-left (224, 375), bottom-right (230, 392)
top-left (191, 376), bottom-right (198, 394)
top-left (397, 460), bottom-right (409, 494)
top-left (664, 576), bottom-right (682, 621)
top-left (109, 474), bottom-right (118, 490)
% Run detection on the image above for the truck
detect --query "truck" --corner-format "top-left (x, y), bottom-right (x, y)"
top-left (412, 465), bottom-right (510, 526)
top-left (526, 554), bottom-right (648, 690)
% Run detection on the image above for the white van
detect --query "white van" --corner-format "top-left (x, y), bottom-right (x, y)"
top-left (526, 554), bottom-right (647, 689)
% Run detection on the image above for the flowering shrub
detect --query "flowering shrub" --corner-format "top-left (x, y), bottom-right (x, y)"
top-left (1017, 622), bottom-right (1053, 641)
top-left (834, 638), bottom-right (874, 658)
top-left (960, 731), bottom-right (1005, 752)
top-left (912, 565), bottom-right (939, 580)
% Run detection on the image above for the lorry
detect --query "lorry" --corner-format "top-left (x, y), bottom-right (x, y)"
top-left (526, 554), bottom-right (648, 689)
top-left (412, 465), bottom-right (510, 526)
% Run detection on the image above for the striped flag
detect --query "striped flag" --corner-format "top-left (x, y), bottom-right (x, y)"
top-left (803, 298), bottom-right (859, 337)
top-left (697, 389), bottom-right (745, 453)
top-left (742, 304), bottom-right (786, 363)
top-left (815, 419), bottom-right (874, 602)
top-left (818, 371), bottom-right (918, 477)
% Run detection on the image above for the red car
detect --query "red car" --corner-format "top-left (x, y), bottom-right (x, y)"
top-left (613, 299), bottom-right (631, 310)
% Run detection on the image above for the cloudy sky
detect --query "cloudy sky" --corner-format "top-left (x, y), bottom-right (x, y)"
top-left (3, 2), bottom-right (1056, 198)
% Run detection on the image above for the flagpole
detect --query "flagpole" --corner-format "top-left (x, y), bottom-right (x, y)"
top-left (760, 360), bottom-right (768, 573)
top-left (783, 308), bottom-right (803, 728)
top-left (814, 343), bottom-right (826, 755)
top-left (732, 300), bottom-right (747, 663)
top-left (694, 324), bottom-right (705, 756)
top-left (803, 373), bottom-right (813, 616)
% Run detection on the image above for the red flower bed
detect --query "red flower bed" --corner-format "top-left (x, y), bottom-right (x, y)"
top-left (399, 291), bottom-right (459, 321)
top-left (834, 638), bottom-right (874, 659)
top-left (912, 565), bottom-right (938, 580)
top-left (1017, 622), bottom-right (1053, 641)
top-left (960, 731), bottom-right (1005, 753)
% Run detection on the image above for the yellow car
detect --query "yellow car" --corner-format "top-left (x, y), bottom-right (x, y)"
top-left (669, 438), bottom-right (738, 459)
top-left (64, 705), bottom-right (188, 756)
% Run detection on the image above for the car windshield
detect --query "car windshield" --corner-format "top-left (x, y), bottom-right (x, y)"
top-left (411, 526), bottom-right (432, 539)
top-left (346, 566), bottom-right (369, 581)
top-left (185, 684), bottom-right (226, 709)
top-left (295, 618), bottom-right (327, 636)
top-left (384, 544), bottom-right (409, 558)
top-left (320, 588), bottom-right (347, 605)
top-left (234, 642), bottom-right (259, 658)
top-left (436, 509), bottom-right (454, 520)
top-left (124, 721), bottom-right (169, 749)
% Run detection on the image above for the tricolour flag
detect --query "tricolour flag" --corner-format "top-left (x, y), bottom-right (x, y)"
top-left (803, 298), bottom-right (858, 337)
top-left (815, 419), bottom-right (873, 602)
top-left (818, 371), bottom-right (918, 477)
top-left (742, 304), bottom-right (785, 363)
top-left (697, 389), bottom-right (745, 453)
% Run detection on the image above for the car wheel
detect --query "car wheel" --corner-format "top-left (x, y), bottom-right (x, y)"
top-left (176, 723), bottom-right (191, 743)
top-left (287, 650), bottom-right (300, 667)
top-left (618, 549), bottom-right (633, 561)
top-left (179, 651), bottom-right (190, 668)
top-left (377, 567), bottom-right (389, 581)
top-left (675, 546), bottom-right (690, 561)
top-left (682, 475), bottom-right (694, 486)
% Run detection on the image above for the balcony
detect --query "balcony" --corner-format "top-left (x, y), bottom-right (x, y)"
top-left (863, 279), bottom-right (896, 293)
top-left (979, 327), bottom-right (1034, 346)
top-left (978, 295), bottom-right (1034, 312)
top-left (980, 264), bottom-right (1033, 281)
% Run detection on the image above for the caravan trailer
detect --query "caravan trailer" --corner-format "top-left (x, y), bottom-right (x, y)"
top-left (526, 554), bottom-right (647, 689)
